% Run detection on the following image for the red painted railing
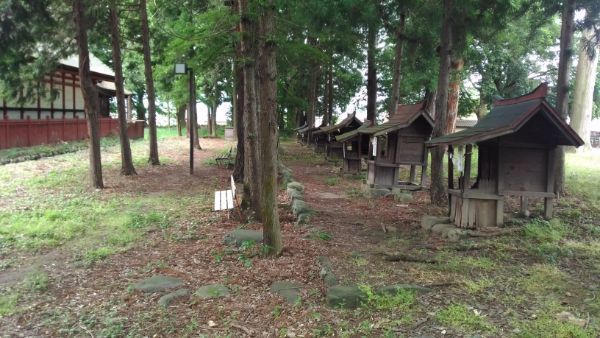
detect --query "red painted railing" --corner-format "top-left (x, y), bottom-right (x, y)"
top-left (0, 117), bottom-right (145, 150)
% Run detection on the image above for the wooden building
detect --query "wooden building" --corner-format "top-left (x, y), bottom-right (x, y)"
top-left (296, 124), bottom-right (320, 145)
top-left (2, 54), bottom-right (133, 121)
top-left (335, 121), bottom-right (373, 172)
top-left (360, 102), bottom-right (434, 190)
top-left (427, 84), bottom-right (584, 228)
top-left (311, 113), bottom-right (362, 158)
top-left (0, 54), bottom-right (143, 150)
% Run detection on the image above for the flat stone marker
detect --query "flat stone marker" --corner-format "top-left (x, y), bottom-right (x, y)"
top-left (130, 275), bottom-right (184, 293)
top-left (326, 285), bottom-right (365, 309)
top-left (270, 281), bottom-right (302, 304)
top-left (223, 229), bottom-right (263, 246)
top-left (158, 288), bottom-right (189, 307)
top-left (194, 284), bottom-right (230, 299)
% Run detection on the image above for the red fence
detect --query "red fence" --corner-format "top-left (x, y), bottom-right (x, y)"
top-left (0, 117), bottom-right (145, 150)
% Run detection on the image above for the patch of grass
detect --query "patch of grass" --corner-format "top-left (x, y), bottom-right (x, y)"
top-left (514, 300), bottom-right (595, 338)
top-left (520, 264), bottom-right (570, 296)
top-left (436, 252), bottom-right (495, 272)
top-left (0, 137), bottom-right (120, 165)
top-left (436, 304), bottom-right (495, 333)
top-left (325, 177), bottom-right (340, 186)
top-left (359, 284), bottom-right (415, 311)
top-left (524, 218), bottom-right (569, 243)
top-left (24, 270), bottom-right (49, 292)
top-left (346, 187), bottom-right (365, 198)
top-left (309, 229), bottom-right (332, 241)
top-left (565, 151), bottom-right (600, 210)
top-left (0, 292), bottom-right (19, 316)
top-left (84, 246), bottom-right (116, 265)
top-left (462, 277), bottom-right (494, 294)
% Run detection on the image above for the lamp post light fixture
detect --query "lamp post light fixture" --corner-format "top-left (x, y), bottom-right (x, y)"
top-left (174, 62), bottom-right (196, 174)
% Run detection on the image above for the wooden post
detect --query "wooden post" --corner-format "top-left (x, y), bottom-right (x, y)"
top-left (463, 144), bottom-right (472, 190)
top-left (420, 150), bottom-right (428, 187)
top-left (520, 196), bottom-right (529, 216)
top-left (544, 148), bottom-right (556, 219)
top-left (409, 165), bottom-right (417, 184)
top-left (447, 145), bottom-right (454, 189)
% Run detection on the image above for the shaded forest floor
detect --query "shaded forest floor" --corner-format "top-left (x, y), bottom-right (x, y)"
top-left (0, 137), bottom-right (598, 337)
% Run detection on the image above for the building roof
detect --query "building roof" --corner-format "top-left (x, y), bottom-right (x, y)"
top-left (96, 81), bottom-right (133, 96)
top-left (297, 125), bottom-right (320, 134)
top-left (59, 53), bottom-right (115, 78)
top-left (335, 120), bottom-right (374, 142)
top-left (313, 113), bottom-right (362, 135)
top-left (427, 83), bottom-right (584, 147)
top-left (345, 102), bottom-right (434, 138)
top-left (456, 119), bottom-right (478, 128)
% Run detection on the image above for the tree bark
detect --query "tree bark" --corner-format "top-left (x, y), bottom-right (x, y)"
top-left (233, 1), bottom-right (245, 182)
top-left (140, 0), bottom-right (159, 165)
top-left (554, 0), bottom-right (575, 195)
top-left (388, 13), bottom-right (405, 118)
top-left (191, 76), bottom-right (201, 149)
top-left (177, 104), bottom-right (185, 136)
top-left (305, 36), bottom-right (319, 129)
top-left (109, 0), bottom-right (136, 176)
top-left (211, 104), bottom-right (217, 137)
top-left (446, 57), bottom-right (463, 134)
top-left (571, 28), bottom-right (598, 152)
top-left (366, 21), bottom-right (377, 122)
top-left (73, 0), bottom-right (103, 189)
top-left (239, 0), bottom-right (262, 215)
top-left (430, 0), bottom-right (453, 206)
top-left (258, 0), bottom-right (281, 256)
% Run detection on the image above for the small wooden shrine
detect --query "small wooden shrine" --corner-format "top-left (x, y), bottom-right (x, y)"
top-left (362, 102), bottom-right (434, 189)
top-left (296, 125), bottom-right (320, 145)
top-left (427, 84), bottom-right (584, 228)
top-left (335, 121), bottom-right (373, 172)
top-left (312, 113), bottom-right (362, 158)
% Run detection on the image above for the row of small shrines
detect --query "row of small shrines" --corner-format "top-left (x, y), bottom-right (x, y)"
top-left (295, 84), bottom-right (584, 230)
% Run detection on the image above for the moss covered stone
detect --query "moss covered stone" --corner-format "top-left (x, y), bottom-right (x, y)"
top-left (158, 288), bottom-right (189, 307)
top-left (270, 281), bottom-right (302, 304)
top-left (130, 275), bottom-right (184, 293)
top-left (223, 229), bottom-right (263, 246)
top-left (326, 285), bottom-right (365, 309)
top-left (194, 284), bottom-right (230, 299)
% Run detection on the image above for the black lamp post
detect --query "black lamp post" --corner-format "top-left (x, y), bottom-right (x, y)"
top-left (175, 63), bottom-right (196, 174)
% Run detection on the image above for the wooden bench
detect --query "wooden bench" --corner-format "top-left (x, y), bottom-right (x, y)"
top-left (214, 176), bottom-right (237, 211)
top-left (215, 147), bottom-right (234, 168)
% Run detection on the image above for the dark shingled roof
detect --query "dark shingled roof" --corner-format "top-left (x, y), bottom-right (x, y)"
top-left (456, 119), bottom-right (478, 128)
top-left (346, 102), bottom-right (434, 137)
top-left (427, 83), bottom-right (584, 147)
top-left (313, 113), bottom-right (362, 135)
top-left (335, 120), bottom-right (374, 142)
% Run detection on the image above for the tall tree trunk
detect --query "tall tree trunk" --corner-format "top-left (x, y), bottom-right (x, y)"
top-left (211, 104), bottom-right (218, 137)
top-left (233, 1), bottom-right (245, 182)
top-left (327, 62), bottom-right (334, 125)
top-left (366, 21), bottom-right (377, 122)
top-left (109, 0), bottom-right (136, 176)
top-left (571, 28), bottom-right (598, 152)
top-left (240, 0), bottom-right (261, 215)
top-left (388, 13), bottom-right (405, 118)
top-left (186, 104), bottom-right (190, 137)
top-left (554, 0), bottom-right (575, 195)
top-left (177, 104), bottom-right (185, 136)
top-left (446, 57), bottom-right (463, 134)
top-left (73, 0), bottom-right (103, 189)
top-left (430, 0), bottom-right (453, 206)
top-left (140, 0), bottom-right (159, 165)
top-left (258, 0), bottom-right (281, 255)
top-left (207, 106), bottom-right (213, 136)
top-left (192, 78), bottom-right (201, 149)
top-left (306, 36), bottom-right (319, 129)
top-left (322, 62), bottom-right (331, 126)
